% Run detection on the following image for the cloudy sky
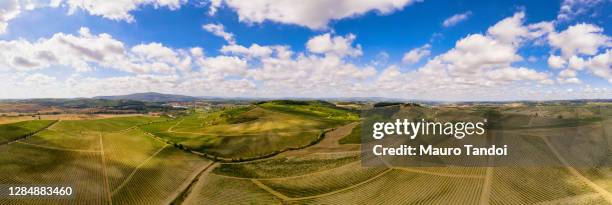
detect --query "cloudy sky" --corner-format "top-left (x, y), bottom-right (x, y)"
top-left (0, 0), bottom-right (610, 101)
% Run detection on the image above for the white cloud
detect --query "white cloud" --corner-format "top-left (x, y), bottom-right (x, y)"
top-left (547, 55), bottom-right (566, 69)
top-left (559, 68), bottom-right (578, 78)
top-left (567, 55), bottom-right (586, 70)
top-left (487, 67), bottom-right (550, 83)
top-left (558, 76), bottom-right (581, 84)
top-left (208, 0), bottom-right (223, 15)
top-left (0, 27), bottom-right (125, 72)
top-left (487, 12), bottom-right (529, 44)
top-left (548, 23), bottom-right (610, 57)
top-left (402, 44), bottom-right (430, 64)
top-left (401, 12), bottom-right (554, 91)
top-left (370, 51), bottom-right (390, 67)
top-left (68, 74), bottom-right (181, 97)
top-left (3, 11), bottom-right (611, 101)
top-left (247, 54), bottom-right (376, 97)
top-left (442, 11), bottom-right (471, 27)
top-left (190, 47), bottom-right (204, 58)
top-left (306, 33), bottom-right (362, 57)
top-left (527, 56), bottom-right (538, 62)
top-left (584, 49), bottom-right (612, 83)
top-left (210, 0), bottom-right (417, 30)
top-left (131, 42), bottom-right (191, 73)
top-left (440, 34), bottom-right (522, 72)
top-left (334, 12), bottom-right (557, 101)
top-left (0, 0), bottom-right (188, 34)
top-left (0, 0), bottom-right (50, 34)
top-left (487, 12), bottom-right (553, 45)
top-left (203, 23), bottom-right (236, 44)
top-left (557, 0), bottom-right (604, 21)
top-left (0, 0), bottom-right (20, 34)
top-left (195, 55), bottom-right (248, 77)
top-left (63, 0), bottom-right (186, 22)
top-left (0, 27), bottom-right (190, 74)
top-left (546, 24), bottom-right (611, 84)
top-left (556, 54), bottom-right (602, 84)
top-left (23, 73), bottom-right (56, 85)
top-left (221, 44), bottom-right (274, 58)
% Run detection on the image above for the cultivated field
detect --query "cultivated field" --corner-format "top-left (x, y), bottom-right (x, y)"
top-left (0, 114), bottom-right (150, 124)
top-left (0, 116), bottom-right (211, 204)
top-left (181, 103), bottom-right (612, 205)
top-left (0, 120), bottom-right (56, 144)
top-left (140, 101), bottom-right (359, 159)
top-left (0, 102), bottom-right (610, 204)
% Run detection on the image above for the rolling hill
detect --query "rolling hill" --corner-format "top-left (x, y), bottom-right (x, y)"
top-left (94, 92), bottom-right (200, 102)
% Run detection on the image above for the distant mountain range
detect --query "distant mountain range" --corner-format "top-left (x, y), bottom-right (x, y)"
top-left (93, 92), bottom-right (200, 102)
top-left (2, 92), bottom-right (611, 104)
top-left (94, 92), bottom-right (409, 103)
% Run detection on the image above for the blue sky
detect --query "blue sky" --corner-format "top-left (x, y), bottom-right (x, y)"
top-left (0, 0), bottom-right (610, 100)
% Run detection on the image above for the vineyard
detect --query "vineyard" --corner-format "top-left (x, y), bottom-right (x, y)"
top-left (0, 120), bottom-right (56, 144)
top-left (0, 103), bottom-right (610, 204)
top-left (0, 116), bottom-right (211, 204)
top-left (140, 101), bottom-right (359, 159)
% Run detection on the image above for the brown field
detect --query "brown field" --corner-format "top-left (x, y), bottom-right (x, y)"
top-left (0, 103), bottom-right (50, 113)
top-left (0, 114), bottom-right (152, 124)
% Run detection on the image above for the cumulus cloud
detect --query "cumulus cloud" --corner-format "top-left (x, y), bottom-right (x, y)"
top-left (248, 54), bottom-right (377, 97)
top-left (203, 33), bottom-right (374, 97)
top-left (584, 49), bottom-right (612, 83)
top-left (388, 12), bottom-right (555, 96)
top-left (203, 23), bottom-right (236, 44)
top-left (557, 0), bottom-right (604, 21)
top-left (221, 44), bottom-right (274, 58)
top-left (306, 33), bottom-right (362, 57)
top-left (207, 0), bottom-right (222, 15)
top-left (548, 23), bottom-right (610, 57)
top-left (441, 34), bottom-right (522, 72)
top-left (209, 0), bottom-right (417, 29)
top-left (63, 0), bottom-right (186, 22)
top-left (487, 67), bottom-right (550, 83)
top-left (195, 55), bottom-right (248, 77)
top-left (0, 0), bottom-right (20, 34)
top-left (547, 55), bottom-right (566, 69)
top-left (0, 30), bottom-right (377, 98)
top-left (131, 42), bottom-right (191, 73)
top-left (546, 24), bottom-right (611, 84)
top-left (442, 11), bottom-right (471, 27)
top-left (0, 0), bottom-right (49, 34)
top-left (0, 0), bottom-right (188, 34)
top-left (554, 51), bottom-right (610, 83)
top-left (0, 27), bottom-right (191, 73)
top-left (402, 44), bottom-right (430, 64)
top-left (23, 73), bottom-right (56, 85)
top-left (67, 74), bottom-right (181, 97)
top-left (487, 12), bottom-right (553, 45)
top-left (3, 11), bottom-right (611, 101)
top-left (238, 12), bottom-right (555, 100)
